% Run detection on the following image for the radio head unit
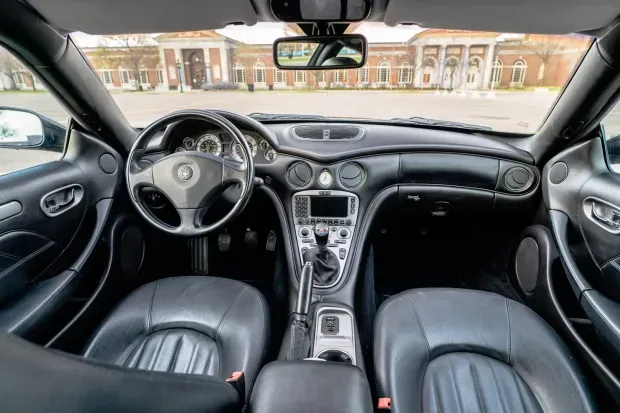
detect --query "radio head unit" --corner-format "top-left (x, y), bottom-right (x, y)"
top-left (293, 192), bottom-right (357, 225)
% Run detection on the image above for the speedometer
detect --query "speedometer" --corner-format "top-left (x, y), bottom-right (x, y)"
top-left (231, 135), bottom-right (257, 162)
top-left (195, 134), bottom-right (222, 156)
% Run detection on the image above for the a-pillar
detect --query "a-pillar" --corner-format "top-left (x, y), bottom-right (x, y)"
top-left (437, 46), bottom-right (447, 89)
top-left (413, 45), bottom-right (423, 87)
top-left (460, 46), bottom-right (470, 91)
top-left (482, 43), bottom-right (495, 90)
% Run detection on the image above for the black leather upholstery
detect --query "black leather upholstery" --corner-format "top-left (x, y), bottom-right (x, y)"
top-left (0, 333), bottom-right (239, 413)
top-left (249, 361), bottom-right (373, 413)
top-left (83, 276), bottom-right (269, 404)
top-left (374, 289), bottom-right (596, 413)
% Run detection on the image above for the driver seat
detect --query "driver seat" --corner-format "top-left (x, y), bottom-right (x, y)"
top-left (82, 276), bottom-right (269, 404)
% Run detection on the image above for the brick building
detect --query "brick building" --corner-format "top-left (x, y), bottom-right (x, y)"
top-left (36, 25), bottom-right (590, 92)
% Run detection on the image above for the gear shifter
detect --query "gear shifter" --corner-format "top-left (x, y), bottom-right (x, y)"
top-left (303, 223), bottom-right (341, 286)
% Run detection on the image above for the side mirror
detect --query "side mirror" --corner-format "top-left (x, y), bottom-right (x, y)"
top-left (273, 34), bottom-right (367, 70)
top-left (0, 107), bottom-right (65, 151)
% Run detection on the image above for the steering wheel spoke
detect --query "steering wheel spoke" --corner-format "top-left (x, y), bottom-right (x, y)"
top-left (127, 161), bottom-right (155, 201)
top-left (222, 159), bottom-right (248, 191)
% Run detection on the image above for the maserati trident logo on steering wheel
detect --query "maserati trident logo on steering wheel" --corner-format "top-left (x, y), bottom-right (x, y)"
top-left (177, 164), bottom-right (194, 181)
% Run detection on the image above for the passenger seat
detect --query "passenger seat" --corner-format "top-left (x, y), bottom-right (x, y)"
top-left (374, 288), bottom-right (595, 412)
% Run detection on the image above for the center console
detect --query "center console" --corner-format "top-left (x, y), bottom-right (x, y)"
top-left (312, 307), bottom-right (357, 365)
top-left (293, 190), bottom-right (359, 288)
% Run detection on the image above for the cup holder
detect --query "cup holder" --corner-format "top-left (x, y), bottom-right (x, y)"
top-left (316, 349), bottom-right (352, 364)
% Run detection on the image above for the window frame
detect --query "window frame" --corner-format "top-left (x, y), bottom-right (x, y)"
top-left (510, 60), bottom-right (526, 85)
top-left (398, 61), bottom-right (413, 84)
top-left (233, 62), bottom-right (246, 84)
top-left (253, 62), bottom-right (266, 84)
top-left (377, 61), bottom-right (390, 84)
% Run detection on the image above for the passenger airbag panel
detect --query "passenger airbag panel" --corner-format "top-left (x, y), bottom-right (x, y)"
top-left (399, 153), bottom-right (499, 189)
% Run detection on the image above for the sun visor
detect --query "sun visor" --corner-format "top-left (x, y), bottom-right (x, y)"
top-left (384, 0), bottom-right (620, 34)
top-left (24, 0), bottom-right (259, 34)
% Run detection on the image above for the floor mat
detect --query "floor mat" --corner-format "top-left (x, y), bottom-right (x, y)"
top-left (372, 224), bottom-right (523, 304)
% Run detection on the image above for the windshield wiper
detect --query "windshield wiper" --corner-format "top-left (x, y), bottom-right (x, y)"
top-left (390, 117), bottom-right (492, 131)
top-left (249, 113), bottom-right (326, 121)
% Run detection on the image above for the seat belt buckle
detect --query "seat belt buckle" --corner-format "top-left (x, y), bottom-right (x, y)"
top-left (226, 371), bottom-right (245, 403)
top-left (378, 397), bottom-right (391, 410)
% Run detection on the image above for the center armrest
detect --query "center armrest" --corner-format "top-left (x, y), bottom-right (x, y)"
top-left (249, 361), bottom-right (373, 413)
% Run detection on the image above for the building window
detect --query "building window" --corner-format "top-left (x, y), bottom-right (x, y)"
top-left (253, 62), bottom-right (266, 84)
top-left (398, 62), bottom-right (413, 84)
top-left (491, 59), bottom-right (503, 85)
top-left (315, 71), bottom-right (326, 83)
top-left (274, 68), bottom-right (286, 84)
top-left (233, 62), bottom-right (246, 84)
top-left (12, 71), bottom-right (25, 86)
top-left (295, 71), bottom-right (306, 84)
top-left (357, 66), bottom-right (369, 83)
top-left (139, 69), bottom-right (149, 84)
top-left (119, 69), bottom-right (131, 84)
top-left (334, 70), bottom-right (347, 84)
top-left (100, 70), bottom-right (113, 85)
top-left (156, 69), bottom-right (164, 84)
top-left (510, 60), bottom-right (526, 84)
top-left (377, 61), bottom-right (390, 83)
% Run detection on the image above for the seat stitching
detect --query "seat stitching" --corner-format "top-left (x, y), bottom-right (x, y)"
top-left (469, 356), bottom-right (485, 413)
top-left (168, 333), bottom-right (184, 372)
top-left (215, 285), bottom-right (246, 379)
top-left (506, 298), bottom-right (512, 365)
top-left (485, 357), bottom-right (507, 413)
top-left (148, 330), bottom-right (169, 371)
top-left (405, 293), bottom-right (431, 361)
top-left (449, 361), bottom-right (464, 413)
top-left (185, 340), bottom-right (199, 374)
top-left (146, 281), bottom-right (158, 335)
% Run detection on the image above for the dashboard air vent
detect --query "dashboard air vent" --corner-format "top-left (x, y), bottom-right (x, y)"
top-left (287, 161), bottom-right (313, 187)
top-left (292, 125), bottom-right (364, 141)
top-left (339, 162), bottom-right (365, 188)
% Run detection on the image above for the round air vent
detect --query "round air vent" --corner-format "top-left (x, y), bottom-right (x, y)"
top-left (504, 166), bottom-right (533, 193)
top-left (338, 162), bottom-right (365, 188)
top-left (287, 161), bottom-right (312, 187)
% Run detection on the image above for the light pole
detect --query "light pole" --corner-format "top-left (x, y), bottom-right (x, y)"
top-left (176, 60), bottom-right (184, 93)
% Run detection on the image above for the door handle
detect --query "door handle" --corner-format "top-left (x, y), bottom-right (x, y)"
top-left (40, 184), bottom-right (84, 217)
top-left (585, 197), bottom-right (620, 234)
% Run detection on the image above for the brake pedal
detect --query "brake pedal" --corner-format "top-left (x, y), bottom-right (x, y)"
top-left (188, 237), bottom-right (209, 274)
top-left (244, 228), bottom-right (258, 249)
top-left (218, 231), bottom-right (232, 252)
top-left (266, 230), bottom-right (277, 251)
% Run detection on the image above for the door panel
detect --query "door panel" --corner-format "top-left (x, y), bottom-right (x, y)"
top-left (544, 137), bottom-right (620, 396)
top-left (0, 129), bottom-right (122, 339)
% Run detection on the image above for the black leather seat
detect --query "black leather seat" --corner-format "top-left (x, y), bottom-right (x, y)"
top-left (83, 276), bottom-right (269, 404)
top-left (374, 289), bottom-right (596, 413)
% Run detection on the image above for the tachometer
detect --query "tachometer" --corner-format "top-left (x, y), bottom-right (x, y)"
top-left (195, 134), bottom-right (222, 156)
top-left (182, 137), bottom-right (195, 150)
top-left (231, 135), bottom-right (257, 162)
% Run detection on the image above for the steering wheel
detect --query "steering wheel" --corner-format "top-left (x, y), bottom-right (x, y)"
top-left (126, 109), bottom-right (255, 236)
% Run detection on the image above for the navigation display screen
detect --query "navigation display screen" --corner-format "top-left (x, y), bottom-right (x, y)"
top-left (310, 196), bottom-right (348, 217)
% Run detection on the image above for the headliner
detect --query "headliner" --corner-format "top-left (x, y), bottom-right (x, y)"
top-left (22, 0), bottom-right (620, 35)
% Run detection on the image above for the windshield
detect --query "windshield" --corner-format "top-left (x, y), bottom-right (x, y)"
top-left (70, 23), bottom-right (592, 133)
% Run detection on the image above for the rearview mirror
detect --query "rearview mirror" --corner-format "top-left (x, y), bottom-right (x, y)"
top-left (274, 35), bottom-right (367, 70)
top-left (0, 108), bottom-right (44, 147)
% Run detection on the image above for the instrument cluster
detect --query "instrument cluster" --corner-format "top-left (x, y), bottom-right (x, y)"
top-left (174, 131), bottom-right (277, 163)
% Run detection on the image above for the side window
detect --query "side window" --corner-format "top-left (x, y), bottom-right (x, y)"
top-left (0, 46), bottom-right (69, 176)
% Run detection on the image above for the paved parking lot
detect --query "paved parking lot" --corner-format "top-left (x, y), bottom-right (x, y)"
top-left (2, 88), bottom-right (620, 137)
top-left (1, 89), bottom-right (562, 133)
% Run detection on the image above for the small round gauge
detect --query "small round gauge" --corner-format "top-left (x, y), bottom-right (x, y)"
top-left (231, 135), bottom-right (257, 162)
top-left (258, 139), bottom-right (270, 150)
top-left (319, 169), bottom-right (333, 187)
top-left (182, 137), bottom-right (195, 150)
top-left (264, 149), bottom-right (277, 162)
top-left (175, 147), bottom-right (185, 153)
top-left (195, 134), bottom-right (222, 156)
